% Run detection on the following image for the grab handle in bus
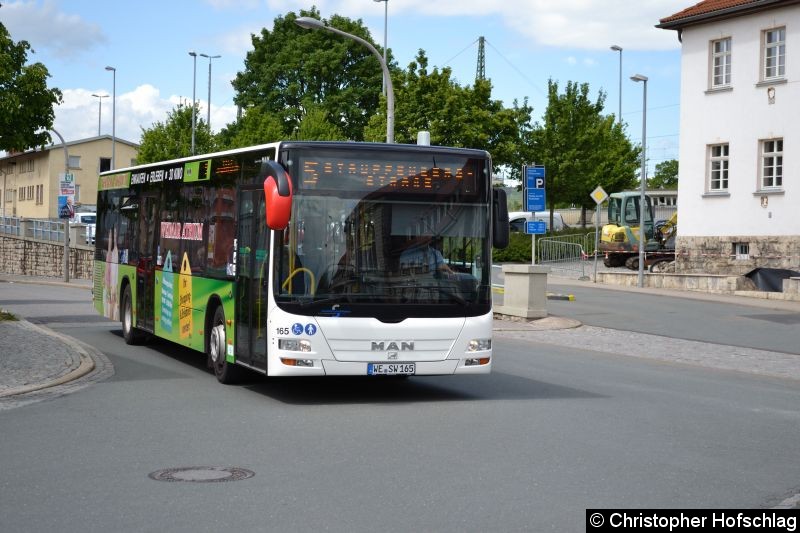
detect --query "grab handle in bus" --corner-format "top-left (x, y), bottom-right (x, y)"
top-left (261, 161), bottom-right (293, 230)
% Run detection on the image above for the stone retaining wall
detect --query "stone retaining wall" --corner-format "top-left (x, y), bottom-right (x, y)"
top-left (597, 270), bottom-right (800, 301)
top-left (676, 235), bottom-right (800, 275)
top-left (0, 235), bottom-right (94, 280)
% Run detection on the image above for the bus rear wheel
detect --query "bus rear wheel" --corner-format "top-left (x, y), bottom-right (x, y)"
top-left (121, 284), bottom-right (143, 345)
top-left (208, 306), bottom-right (243, 384)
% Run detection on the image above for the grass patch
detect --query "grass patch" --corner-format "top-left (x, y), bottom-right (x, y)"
top-left (0, 309), bottom-right (18, 321)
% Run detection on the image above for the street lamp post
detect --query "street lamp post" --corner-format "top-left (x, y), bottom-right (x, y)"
top-left (295, 16), bottom-right (395, 143)
top-left (199, 53), bottom-right (221, 131)
top-left (104, 66), bottom-right (116, 169)
top-left (91, 93), bottom-right (108, 136)
top-left (610, 45), bottom-right (622, 124)
top-left (631, 74), bottom-right (648, 288)
top-left (50, 128), bottom-right (70, 283)
top-left (373, 0), bottom-right (388, 95)
top-left (189, 51), bottom-right (197, 155)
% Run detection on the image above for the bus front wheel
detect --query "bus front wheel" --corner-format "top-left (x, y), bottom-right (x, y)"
top-left (121, 284), bottom-right (143, 345)
top-left (208, 306), bottom-right (243, 384)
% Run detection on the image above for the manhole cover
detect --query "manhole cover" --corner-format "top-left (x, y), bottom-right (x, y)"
top-left (148, 466), bottom-right (255, 483)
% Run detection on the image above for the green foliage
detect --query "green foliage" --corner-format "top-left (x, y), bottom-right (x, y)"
top-left (365, 51), bottom-right (534, 171)
top-left (216, 105), bottom-right (285, 150)
top-left (492, 232), bottom-right (532, 263)
top-left (648, 159), bottom-right (678, 189)
top-left (0, 22), bottom-right (62, 152)
top-left (137, 103), bottom-right (216, 163)
top-left (529, 80), bottom-right (639, 212)
top-left (232, 7), bottom-right (385, 141)
top-left (295, 104), bottom-right (344, 140)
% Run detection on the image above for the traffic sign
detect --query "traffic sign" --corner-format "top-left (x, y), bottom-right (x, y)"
top-left (525, 166), bottom-right (546, 189)
top-left (525, 188), bottom-right (546, 212)
top-left (525, 221), bottom-right (547, 235)
top-left (590, 186), bottom-right (608, 205)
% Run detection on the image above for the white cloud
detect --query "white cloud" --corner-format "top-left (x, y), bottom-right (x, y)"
top-left (53, 85), bottom-right (239, 145)
top-left (2, 0), bottom-right (106, 58)
top-left (258, 0), bottom-right (688, 51)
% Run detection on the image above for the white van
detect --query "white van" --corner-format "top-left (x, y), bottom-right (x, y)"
top-left (508, 211), bottom-right (568, 233)
top-left (74, 212), bottom-right (97, 244)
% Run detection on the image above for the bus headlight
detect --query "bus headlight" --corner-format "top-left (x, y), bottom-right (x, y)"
top-left (467, 339), bottom-right (491, 352)
top-left (279, 339), bottom-right (312, 352)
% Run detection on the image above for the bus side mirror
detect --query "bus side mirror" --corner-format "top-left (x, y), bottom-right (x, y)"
top-left (261, 161), bottom-right (293, 230)
top-left (492, 188), bottom-right (509, 249)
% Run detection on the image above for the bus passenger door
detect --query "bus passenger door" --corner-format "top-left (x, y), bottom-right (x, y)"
top-left (136, 195), bottom-right (158, 332)
top-left (235, 189), bottom-right (269, 371)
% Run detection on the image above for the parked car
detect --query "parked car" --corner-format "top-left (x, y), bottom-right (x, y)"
top-left (508, 211), bottom-right (568, 233)
top-left (73, 212), bottom-right (96, 244)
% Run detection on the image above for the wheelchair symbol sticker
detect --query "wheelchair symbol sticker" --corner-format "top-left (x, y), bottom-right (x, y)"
top-left (291, 323), bottom-right (303, 335)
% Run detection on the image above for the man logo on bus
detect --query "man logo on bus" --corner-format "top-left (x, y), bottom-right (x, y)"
top-left (371, 341), bottom-right (414, 351)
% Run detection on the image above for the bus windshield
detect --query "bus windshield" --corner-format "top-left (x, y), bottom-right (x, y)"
top-left (275, 148), bottom-right (492, 318)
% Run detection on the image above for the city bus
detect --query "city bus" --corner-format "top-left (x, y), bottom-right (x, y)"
top-left (93, 141), bottom-right (509, 383)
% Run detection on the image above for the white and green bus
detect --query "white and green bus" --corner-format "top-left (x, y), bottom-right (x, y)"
top-left (94, 141), bottom-right (509, 383)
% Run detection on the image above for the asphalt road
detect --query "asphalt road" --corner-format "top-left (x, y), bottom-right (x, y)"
top-left (1, 281), bottom-right (798, 532)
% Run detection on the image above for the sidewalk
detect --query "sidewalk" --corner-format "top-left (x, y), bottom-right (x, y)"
top-left (0, 275), bottom-right (95, 401)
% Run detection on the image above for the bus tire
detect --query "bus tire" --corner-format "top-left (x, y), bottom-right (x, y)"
top-left (208, 306), bottom-right (243, 384)
top-left (121, 284), bottom-right (143, 345)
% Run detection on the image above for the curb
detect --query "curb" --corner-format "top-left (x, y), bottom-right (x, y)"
top-left (491, 285), bottom-right (576, 301)
top-left (0, 320), bottom-right (96, 399)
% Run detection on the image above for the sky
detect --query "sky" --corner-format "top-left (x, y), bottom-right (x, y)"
top-left (2, 0), bottom-right (689, 174)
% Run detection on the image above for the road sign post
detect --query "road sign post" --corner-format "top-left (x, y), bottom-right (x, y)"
top-left (590, 186), bottom-right (608, 282)
top-left (523, 165), bottom-right (546, 264)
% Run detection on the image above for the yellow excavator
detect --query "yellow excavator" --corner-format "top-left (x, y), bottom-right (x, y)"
top-left (599, 192), bottom-right (676, 271)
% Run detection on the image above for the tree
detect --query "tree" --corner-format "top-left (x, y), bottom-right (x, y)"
top-left (137, 103), bottom-right (215, 163)
top-left (364, 50), bottom-right (535, 170)
top-left (648, 159), bottom-right (678, 189)
top-left (232, 7), bottom-right (386, 141)
top-left (531, 80), bottom-right (639, 227)
top-left (216, 106), bottom-right (285, 150)
top-left (0, 21), bottom-right (62, 152)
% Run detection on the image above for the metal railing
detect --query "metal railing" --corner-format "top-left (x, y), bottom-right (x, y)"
top-left (27, 219), bottom-right (66, 243)
top-left (0, 216), bottom-right (22, 237)
top-left (0, 215), bottom-right (90, 246)
top-left (537, 233), bottom-right (593, 280)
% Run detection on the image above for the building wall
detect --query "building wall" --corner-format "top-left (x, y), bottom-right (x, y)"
top-left (2, 136), bottom-right (138, 220)
top-left (676, 5), bottom-right (800, 273)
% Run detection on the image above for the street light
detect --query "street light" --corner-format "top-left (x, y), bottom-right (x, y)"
top-left (189, 51), bottom-right (197, 155)
top-left (104, 66), bottom-right (116, 169)
top-left (631, 73), bottom-right (648, 288)
top-left (50, 128), bottom-right (70, 283)
top-left (199, 53), bottom-right (221, 131)
top-left (610, 45), bottom-right (622, 124)
top-left (373, 0), bottom-right (388, 95)
top-left (295, 16), bottom-right (395, 143)
top-left (91, 93), bottom-right (108, 136)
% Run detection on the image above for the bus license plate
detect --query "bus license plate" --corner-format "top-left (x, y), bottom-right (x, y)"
top-left (367, 363), bottom-right (416, 376)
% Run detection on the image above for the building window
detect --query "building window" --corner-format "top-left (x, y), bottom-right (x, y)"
top-left (22, 159), bottom-right (34, 173)
top-left (763, 27), bottom-right (785, 80)
top-left (733, 243), bottom-right (750, 260)
top-left (36, 184), bottom-right (44, 205)
top-left (708, 144), bottom-right (729, 191)
top-left (761, 139), bottom-right (783, 189)
top-left (68, 155), bottom-right (81, 169)
top-left (711, 37), bottom-right (731, 88)
top-left (99, 157), bottom-right (111, 173)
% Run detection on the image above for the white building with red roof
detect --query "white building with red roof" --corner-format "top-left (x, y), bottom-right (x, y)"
top-left (658, 0), bottom-right (800, 275)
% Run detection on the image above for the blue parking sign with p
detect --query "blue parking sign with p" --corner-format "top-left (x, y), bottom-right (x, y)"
top-left (525, 166), bottom-right (546, 189)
